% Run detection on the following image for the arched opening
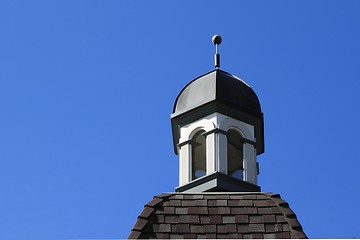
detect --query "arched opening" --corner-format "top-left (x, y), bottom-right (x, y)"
top-left (227, 129), bottom-right (243, 180)
top-left (191, 130), bottom-right (206, 180)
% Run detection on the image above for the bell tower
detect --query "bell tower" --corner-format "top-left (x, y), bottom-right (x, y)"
top-left (171, 35), bottom-right (264, 192)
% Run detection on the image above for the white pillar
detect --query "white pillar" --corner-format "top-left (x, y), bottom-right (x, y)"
top-left (217, 132), bottom-right (228, 174)
top-left (205, 133), bottom-right (216, 174)
top-left (243, 143), bottom-right (257, 185)
top-left (179, 144), bottom-right (191, 186)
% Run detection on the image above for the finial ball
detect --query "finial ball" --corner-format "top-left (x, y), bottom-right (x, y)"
top-left (212, 35), bottom-right (222, 45)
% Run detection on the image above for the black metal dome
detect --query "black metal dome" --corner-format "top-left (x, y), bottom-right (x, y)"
top-left (173, 69), bottom-right (262, 117)
top-left (171, 69), bottom-right (264, 155)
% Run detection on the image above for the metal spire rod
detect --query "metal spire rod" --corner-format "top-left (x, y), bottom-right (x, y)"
top-left (212, 35), bottom-right (222, 69)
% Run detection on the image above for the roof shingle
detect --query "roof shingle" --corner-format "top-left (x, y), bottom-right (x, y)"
top-left (129, 192), bottom-right (307, 239)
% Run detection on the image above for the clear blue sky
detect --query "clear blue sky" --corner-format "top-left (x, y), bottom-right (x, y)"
top-left (1, 1), bottom-right (359, 239)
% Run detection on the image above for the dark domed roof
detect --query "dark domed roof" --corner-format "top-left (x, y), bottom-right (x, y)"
top-left (129, 192), bottom-right (307, 239)
top-left (170, 69), bottom-right (265, 155)
top-left (173, 69), bottom-right (262, 117)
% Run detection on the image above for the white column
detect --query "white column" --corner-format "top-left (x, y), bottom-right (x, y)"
top-left (205, 133), bottom-right (216, 175)
top-left (243, 143), bottom-right (257, 184)
top-left (179, 144), bottom-right (191, 186)
top-left (217, 132), bottom-right (228, 174)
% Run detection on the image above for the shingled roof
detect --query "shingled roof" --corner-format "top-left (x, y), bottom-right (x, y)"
top-left (129, 192), bottom-right (307, 239)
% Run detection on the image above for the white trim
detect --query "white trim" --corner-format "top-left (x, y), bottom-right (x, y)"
top-left (218, 118), bottom-right (254, 141)
top-left (177, 112), bottom-right (258, 187)
top-left (179, 143), bottom-right (191, 186)
top-left (219, 117), bottom-right (257, 185)
top-left (178, 119), bottom-right (215, 186)
top-left (180, 119), bottom-right (216, 143)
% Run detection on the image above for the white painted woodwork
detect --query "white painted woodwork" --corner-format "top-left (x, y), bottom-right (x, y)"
top-left (177, 112), bottom-right (258, 187)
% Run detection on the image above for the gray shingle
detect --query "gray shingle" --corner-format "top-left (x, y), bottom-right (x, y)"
top-left (216, 194), bottom-right (230, 199)
top-left (209, 199), bottom-right (227, 206)
top-left (265, 223), bottom-right (276, 233)
top-left (169, 233), bottom-right (183, 239)
top-left (205, 233), bottom-right (216, 238)
top-left (172, 223), bottom-right (190, 233)
top-left (145, 197), bottom-right (163, 207)
top-left (183, 233), bottom-right (196, 238)
top-left (180, 200), bottom-right (194, 206)
top-left (258, 207), bottom-right (273, 214)
top-left (243, 233), bottom-right (254, 239)
top-left (230, 199), bottom-right (253, 206)
top-left (157, 206), bottom-right (175, 214)
top-left (217, 207), bottom-right (231, 214)
top-left (154, 233), bottom-right (169, 238)
top-left (175, 207), bottom-right (187, 215)
top-left (209, 215), bottom-right (222, 224)
top-left (275, 232), bottom-right (291, 238)
top-left (197, 234), bottom-right (207, 239)
top-left (184, 194), bottom-right (203, 199)
top-left (179, 215), bottom-right (200, 224)
top-left (132, 218), bottom-right (147, 230)
top-left (188, 206), bottom-right (208, 215)
top-left (158, 224), bottom-right (171, 232)
top-left (248, 223), bottom-right (265, 232)
top-left (163, 199), bottom-right (181, 207)
top-left (203, 224), bottom-right (216, 233)
top-left (235, 215), bottom-right (249, 223)
top-left (282, 223), bottom-right (290, 231)
top-left (256, 194), bottom-right (268, 200)
top-left (223, 216), bottom-right (236, 224)
top-left (164, 215), bottom-right (178, 224)
top-left (199, 215), bottom-right (210, 224)
top-left (232, 206), bottom-right (257, 214)
top-left (276, 215), bottom-right (286, 223)
top-left (242, 195), bottom-right (258, 200)
top-left (254, 200), bottom-right (275, 207)
top-left (195, 199), bottom-right (208, 206)
top-left (217, 224), bottom-right (237, 233)
top-left (250, 215), bottom-right (264, 223)
top-left (237, 224), bottom-right (249, 233)
top-left (229, 195), bottom-right (246, 200)
top-left (190, 225), bottom-right (204, 233)
top-left (208, 207), bottom-right (219, 214)
top-left (264, 233), bottom-right (276, 239)
top-left (263, 215), bottom-right (276, 223)
top-left (139, 206), bottom-right (154, 218)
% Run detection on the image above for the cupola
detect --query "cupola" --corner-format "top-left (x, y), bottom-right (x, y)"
top-left (171, 35), bottom-right (264, 192)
